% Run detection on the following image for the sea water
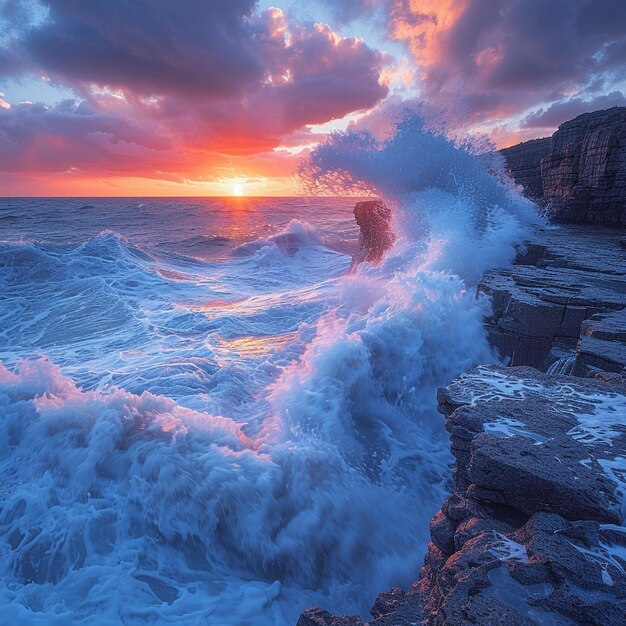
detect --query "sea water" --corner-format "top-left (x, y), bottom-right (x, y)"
top-left (0, 116), bottom-right (541, 624)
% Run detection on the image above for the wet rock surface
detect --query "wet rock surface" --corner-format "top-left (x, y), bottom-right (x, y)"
top-left (478, 224), bottom-right (626, 371)
top-left (421, 366), bottom-right (626, 625)
top-left (501, 107), bottom-right (626, 227)
top-left (576, 308), bottom-right (626, 377)
top-left (299, 223), bottom-right (626, 625)
top-left (299, 367), bottom-right (626, 625)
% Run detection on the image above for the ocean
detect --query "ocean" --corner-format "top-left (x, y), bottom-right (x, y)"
top-left (0, 118), bottom-right (542, 624)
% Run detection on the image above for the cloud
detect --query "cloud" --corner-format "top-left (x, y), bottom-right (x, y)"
top-left (4, 0), bottom-right (623, 187)
top-left (385, 0), bottom-right (626, 123)
top-left (14, 0), bottom-right (261, 98)
top-left (0, 99), bottom-right (178, 175)
top-left (0, 2), bottom-right (389, 183)
top-left (6, 2), bottom-right (388, 110)
top-left (521, 91), bottom-right (626, 129)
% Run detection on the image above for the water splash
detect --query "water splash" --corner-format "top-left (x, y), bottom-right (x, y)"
top-left (0, 115), bottom-right (541, 624)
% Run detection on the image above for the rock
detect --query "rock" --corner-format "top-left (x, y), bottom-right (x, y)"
top-left (440, 365), bottom-right (626, 523)
top-left (350, 200), bottom-right (395, 270)
top-left (500, 106), bottom-right (626, 227)
top-left (370, 588), bottom-right (407, 618)
top-left (297, 608), bottom-right (363, 626)
top-left (574, 308), bottom-right (626, 376)
top-left (420, 366), bottom-right (626, 625)
top-left (430, 509), bottom-right (456, 555)
top-left (541, 107), bottom-right (626, 227)
top-left (478, 225), bottom-right (626, 370)
top-left (500, 137), bottom-right (551, 200)
top-left (299, 365), bottom-right (626, 624)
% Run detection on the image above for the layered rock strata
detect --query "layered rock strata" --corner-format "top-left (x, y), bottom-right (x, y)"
top-left (499, 138), bottom-right (550, 200)
top-left (420, 366), bottom-right (626, 625)
top-left (299, 366), bottom-right (626, 625)
top-left (478, 225), bottom-right (626, 373)
top-left (501, 107), bottom-right (626, 227)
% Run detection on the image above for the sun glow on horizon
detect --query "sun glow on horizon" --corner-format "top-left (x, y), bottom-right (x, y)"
top-left (232, 182), bottom-right (245, 196)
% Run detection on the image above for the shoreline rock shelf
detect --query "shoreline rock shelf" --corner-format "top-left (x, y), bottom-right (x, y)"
top-left (478, 225), bottom-right (626, 373)
top-left (299, 367), bottom-right (626, 626)
top-left (418, 366), bottom-right (626, 625)
top-left (298, 223), bottom-right (626, 625)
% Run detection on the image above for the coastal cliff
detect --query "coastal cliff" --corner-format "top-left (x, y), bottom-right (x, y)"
top-left (299, 221), bottom-right (626, 625)
top-left (501, 107), bottom-right (626, 227)
top-left (499, 138), bottom-right (550, 200)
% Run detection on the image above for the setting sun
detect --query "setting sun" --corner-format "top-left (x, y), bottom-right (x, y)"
top-left (232, 182), bottom-right (245, 196)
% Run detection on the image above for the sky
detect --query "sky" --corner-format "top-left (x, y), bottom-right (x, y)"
top-left (0, 0), bottom-right (625, 196)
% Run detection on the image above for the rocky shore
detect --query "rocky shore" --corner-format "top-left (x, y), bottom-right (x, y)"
top-left (298, 222), bottom-right (626, 625)
top-left (478, 225), bottom-right (626, 373)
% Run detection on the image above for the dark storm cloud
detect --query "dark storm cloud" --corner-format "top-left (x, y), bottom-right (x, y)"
top-left (387, 0), bottom-right (626, 122)
top-left (521, 91), bottom-right (626, 128)
top-left (3, 0), bottom-right (388, 105)
top-left (13, 0), bottom-right (262, 97)
top-left (0, 2), bottom-right (389, 176)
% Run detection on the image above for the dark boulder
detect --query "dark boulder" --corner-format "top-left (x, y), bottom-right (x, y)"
top-left (350, 200), bottom-right (395, 270)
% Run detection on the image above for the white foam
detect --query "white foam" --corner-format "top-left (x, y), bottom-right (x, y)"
top-left (489, 533), bottom-right (529, 563)
top-left (567, 393), bottom-right (626, 447)
top-left (598, 456), bottom-right (626, 521)
top-left (0, 114), bottom-right (542, 623)
top-left (566, 539), bottom-right (626, 582)
top-left (484, 417), bottom-right (548, 444)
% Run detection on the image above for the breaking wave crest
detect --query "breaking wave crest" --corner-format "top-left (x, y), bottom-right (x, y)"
top-left (0, 114), bottom-right (540, 624)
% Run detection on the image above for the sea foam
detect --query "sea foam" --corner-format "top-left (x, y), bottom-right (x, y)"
top-left (0, 114), bottom-right (540, 624)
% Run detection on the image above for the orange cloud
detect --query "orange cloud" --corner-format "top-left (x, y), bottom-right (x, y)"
top-left (0, 3), bottom-right (390, 195)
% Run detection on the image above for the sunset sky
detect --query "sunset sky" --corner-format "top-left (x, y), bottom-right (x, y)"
top-left (1, 0), bottom-right (625, 196)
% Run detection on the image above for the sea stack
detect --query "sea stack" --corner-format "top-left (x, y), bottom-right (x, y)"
top-left (350, 200), bottom-right (395, 270)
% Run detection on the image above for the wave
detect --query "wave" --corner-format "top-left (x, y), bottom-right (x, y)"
top-left (0, 357), bottom-right (445, 624)
top-left (230, 219), bottom-right (326, 257)
top-left (0, 113), bottom-right (542, 624)
top-left (157, 234), bottom-right (233, 260)
top-left (0, 234), bottom-right (200, 383)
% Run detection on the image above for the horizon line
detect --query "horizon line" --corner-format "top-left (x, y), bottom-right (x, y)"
top-left (0, 195), bottom-right (374, 200)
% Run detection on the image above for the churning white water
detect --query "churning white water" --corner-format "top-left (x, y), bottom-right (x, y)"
top-left (0, 114), bottom-right (540, 624)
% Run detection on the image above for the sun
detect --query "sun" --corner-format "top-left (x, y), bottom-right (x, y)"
top-left (232, 182), bottom-right (245, 196)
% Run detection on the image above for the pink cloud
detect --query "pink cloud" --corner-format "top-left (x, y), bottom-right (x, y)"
top-left (0, 2), bottom-right (389, 184)
top-left (386, 0), bottom-right (626, 124)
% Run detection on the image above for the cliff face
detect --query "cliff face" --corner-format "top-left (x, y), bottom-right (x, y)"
top-left (499, 137), bottom-right (550, 200)
top-left (501, 107), bottom-right (626, 227)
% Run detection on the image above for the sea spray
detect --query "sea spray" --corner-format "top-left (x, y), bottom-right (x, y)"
top-left (0, 116), bottom-right (541, 624)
